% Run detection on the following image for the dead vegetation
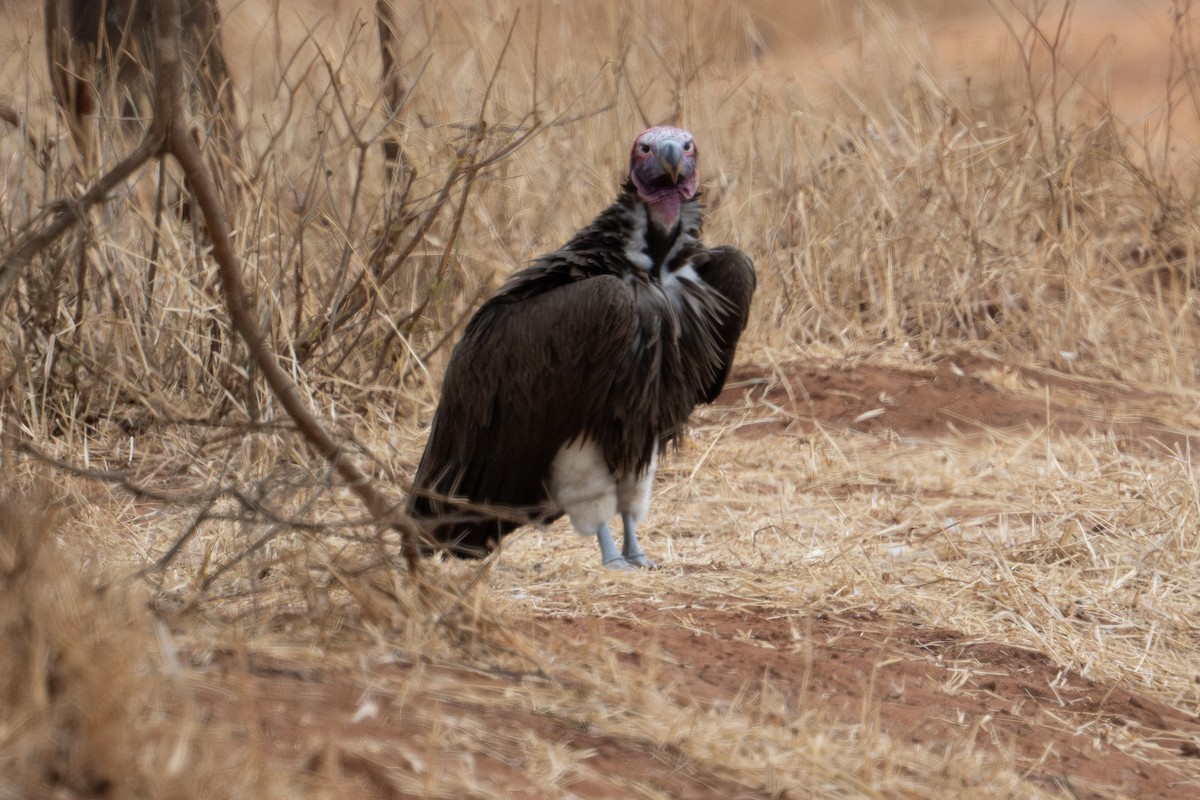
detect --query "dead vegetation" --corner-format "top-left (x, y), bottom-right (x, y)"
top-left (3, 0), bottom-right (1200, 797)
top-left (0, 491), bottom-right (301, 798)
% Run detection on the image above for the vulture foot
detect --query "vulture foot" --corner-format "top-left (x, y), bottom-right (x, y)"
top-left (624, 553), bottom-right (657, 569)
top-left (621, 512), bottom-right (658, 569)
top-left (595, 522), bottom-right (633, 570)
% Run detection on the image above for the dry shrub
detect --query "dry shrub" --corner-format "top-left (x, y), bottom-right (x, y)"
top-left (739, 2), bottom-right (1200, 383)
top-left (0, 489), bottom-right (304, 800)
top-left (0, 490), bottom-right (147, 797)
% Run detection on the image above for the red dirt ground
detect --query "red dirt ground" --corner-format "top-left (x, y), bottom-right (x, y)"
top-left (189, 355), bottom-right (1200, 799)
top-left (193, 585), bottom-right (1200, 798)
top-left (584, 600), bottom-right (1200, 800)
top-left (723, 353), bottom-right (1197, 453)
top-left (194, 655), bottom-right (762, 799)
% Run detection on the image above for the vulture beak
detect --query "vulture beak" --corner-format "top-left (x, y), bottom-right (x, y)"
top-left (658, 141), bottom-right (684, 183)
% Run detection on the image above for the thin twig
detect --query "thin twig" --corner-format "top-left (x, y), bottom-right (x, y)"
top-left (0, 100), bottom-right (54, 171)
top-left (0, 124), bottom-right (165, 305)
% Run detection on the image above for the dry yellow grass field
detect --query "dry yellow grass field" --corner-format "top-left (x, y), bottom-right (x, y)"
top-left (4, 0), bottom-right (1200, 797)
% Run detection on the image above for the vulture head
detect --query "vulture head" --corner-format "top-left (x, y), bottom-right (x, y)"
top-left (629, 126), bottom-right (699, 232)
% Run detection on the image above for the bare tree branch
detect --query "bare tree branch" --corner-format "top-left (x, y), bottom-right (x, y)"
top-left (2, 0), bottom-right (420, 576)
top-left (151, 0), bottom-right (420, 571)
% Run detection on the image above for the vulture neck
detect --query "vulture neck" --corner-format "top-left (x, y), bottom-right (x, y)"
top-left (621, 182), bottom-right (702, 277)
top-left (643, 208), bottom-right (681, 274)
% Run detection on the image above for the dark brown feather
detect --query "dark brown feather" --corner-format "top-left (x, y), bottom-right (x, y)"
top-left (693, 246), bottom-right (757, 403)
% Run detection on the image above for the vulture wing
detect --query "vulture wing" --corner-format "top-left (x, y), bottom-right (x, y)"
top-left (694, 245), bottom-right (757, 403)
top-left (410, 271), bottom-right (639, 555)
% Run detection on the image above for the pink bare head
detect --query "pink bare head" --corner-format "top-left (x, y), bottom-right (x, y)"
top-left (628, 126), bottom-right (699, 231)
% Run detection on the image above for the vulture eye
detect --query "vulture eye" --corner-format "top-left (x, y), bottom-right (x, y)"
top-left (639, 143), bottom-right (652, 154)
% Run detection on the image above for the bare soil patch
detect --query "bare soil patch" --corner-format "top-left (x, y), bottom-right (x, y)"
top-left (558, 598), bottom-right (1200, 800)
top-left (192, 643), bottom-right (767, 800)
top-left (187, 582), bottom-right (1200, 799)
top-left (724, 354), bottom-right (1199, 450)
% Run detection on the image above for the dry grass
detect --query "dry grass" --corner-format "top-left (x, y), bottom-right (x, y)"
top-left (3, 0), bottom-right (1200, 797)
top-left (0, 490), bottom-right (313, 799)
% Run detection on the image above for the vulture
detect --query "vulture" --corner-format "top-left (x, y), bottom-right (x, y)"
top-left (409, 126), bottom-right (755, 569)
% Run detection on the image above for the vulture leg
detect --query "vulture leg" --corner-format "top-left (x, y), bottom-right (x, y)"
top-left (549, 439), bottom-right (631, 568)
top-left (616, 452), bottom-right (658, 568)
top-left (596, 522), bottom-right (633, 570)
top-left (621, 512), bottom-right (657, 569)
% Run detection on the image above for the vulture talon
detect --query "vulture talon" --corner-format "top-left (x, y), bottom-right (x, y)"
top-left (409, 127), bottom-right (756, 567)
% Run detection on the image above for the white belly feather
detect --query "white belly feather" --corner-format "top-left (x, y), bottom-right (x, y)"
top-left (548, 438), bottom-right (658, 536)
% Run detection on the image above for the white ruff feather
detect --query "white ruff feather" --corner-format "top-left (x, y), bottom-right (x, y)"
top-left (661, 262), bottom-right (701, 298)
